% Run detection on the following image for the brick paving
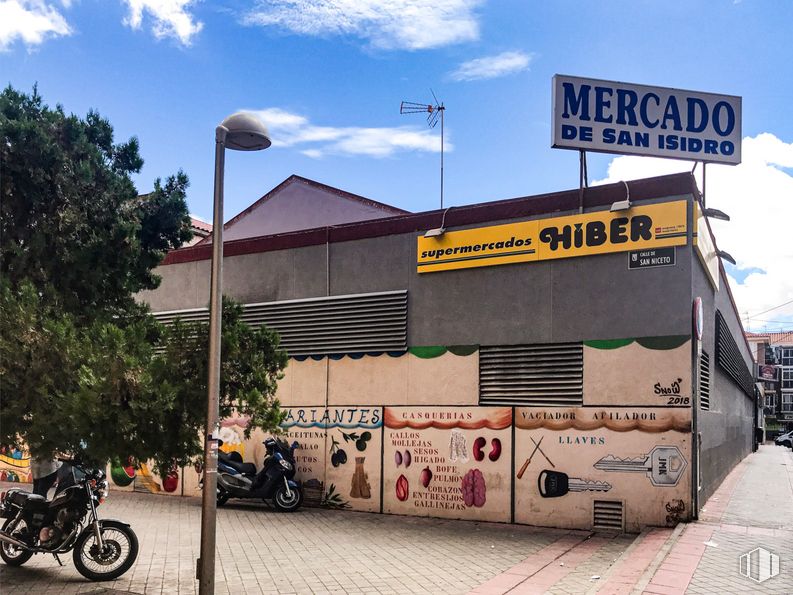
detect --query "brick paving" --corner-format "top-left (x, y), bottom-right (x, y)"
top-left (643, 444), bottom-right (793, 595)
top-left (0, 490), bottom-right (585, 594)
top-left (2, 445), bottom-right (791, 594)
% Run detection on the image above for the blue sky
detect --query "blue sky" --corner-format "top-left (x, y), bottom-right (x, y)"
top-left (2, 0), bottom-right (792, 331)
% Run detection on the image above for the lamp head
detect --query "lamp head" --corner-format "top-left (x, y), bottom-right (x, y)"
top-left (610, 181), bottom-right (632, 212)
top-left (218, 112), bottom-right (271, 151)
top-left (610, 199), bottom-right (632, 212)
top-left (424, 227), bottom-right (446, 238)
top-left (703, 207), bottom-right (730, 221)
top-left (716, 249), bottom-right (737, 265)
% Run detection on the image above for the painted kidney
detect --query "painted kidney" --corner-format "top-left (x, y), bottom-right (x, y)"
top-left (420, 467), bottom-right (433, 488)
top-left (489, 438), bottom-right (502, 462)
top-left (395, 451), bottom-right (403, 467)
top-left (396, 474), bottom-right (409, 501)
top-left (473, 437), bottom-right (487, 461)
top-left (461, 469), bottom-right (486, 507)
top-left (403, 450), bottom-right (412, 468)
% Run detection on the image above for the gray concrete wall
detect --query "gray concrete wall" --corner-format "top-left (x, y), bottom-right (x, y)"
top-left (142, 199), bottom-right (694, 345)
top-left (694, 258), bottom-right (755, 506)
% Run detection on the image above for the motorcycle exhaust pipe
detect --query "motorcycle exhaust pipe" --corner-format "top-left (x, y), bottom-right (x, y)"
top-left (0, 532), bottom-right (30, 550)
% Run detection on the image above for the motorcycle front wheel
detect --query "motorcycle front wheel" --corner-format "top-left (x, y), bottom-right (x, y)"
top-left (72, 520), bottom-right (139, 581)
top-left (272, 484), bottom-right (302, 512)
top-left (0, 518), bottom-right (34, 566)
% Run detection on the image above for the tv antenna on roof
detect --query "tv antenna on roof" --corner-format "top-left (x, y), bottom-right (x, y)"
top-left (400, 90), bottom-right (446, 208)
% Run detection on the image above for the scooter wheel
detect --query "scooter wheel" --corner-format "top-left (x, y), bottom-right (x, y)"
top-left (273, 484), bottom-right (302, 512)
top-left (217, 488), bottom-right (230, 507)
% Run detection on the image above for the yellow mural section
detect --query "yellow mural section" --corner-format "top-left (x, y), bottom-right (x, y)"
top-left (514, 407), bottom-right (692, 531)
top-left (382, 407), bottom-right (512, 523)
top-left (417, 200), bottom-right (688, 273)
top-left (0, 447), bottom-right (32, 483)
top-left (276, 350), bottom-right (479, 407)
top-left (90, 341), bottom-right (701, 532)
top-left (583, 338), bottom-right (692, 407)
top-left (280, 407), bottom-right (383, 513)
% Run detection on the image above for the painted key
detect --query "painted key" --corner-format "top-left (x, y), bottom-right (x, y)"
top-left (593, 446), bottom-right (687, 486)
top-left (538, 469), bottom-right (612, 498)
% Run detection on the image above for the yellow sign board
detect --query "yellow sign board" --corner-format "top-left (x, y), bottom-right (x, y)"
top-left (417, 200), bottom-right (688, 273)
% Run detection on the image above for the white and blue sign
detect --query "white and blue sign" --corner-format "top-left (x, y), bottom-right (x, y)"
top-left (552, 75), bottom-right (742, 165)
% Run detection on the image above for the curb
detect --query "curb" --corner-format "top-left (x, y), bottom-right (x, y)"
top-left (631, 522), bottom-right (687, 594)
top-left (583, 528), bottom-right (654, 595)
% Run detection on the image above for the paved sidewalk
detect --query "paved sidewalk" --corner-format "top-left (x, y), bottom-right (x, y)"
top-left (642, 444), bottom-right (793, 595)
top-left (0, 488), bottom-right (629, 595)
top-left (1, 445), bottom-right (790, 594)
top-left (466, 444), bottom-right (793, 595)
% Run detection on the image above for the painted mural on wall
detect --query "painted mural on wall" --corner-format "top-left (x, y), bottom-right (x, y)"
top-left (275, 347), bottom-right (479, 408)
top-left (108, 457), bottom-right (183, 494)
top-left (513, 407), bottom-right (692, 531)
top-left (0, 445), bottom-right (32, 483)
top-left (583, 336), bottom-right (692, 407)
top-left (383, 406), bottom-right (512, 523)
top-left (280, 407), bottom-right (383, 512)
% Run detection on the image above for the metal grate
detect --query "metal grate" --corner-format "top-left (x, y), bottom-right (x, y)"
top-left (479, 343), bottom-right (583, 407)
top-left (151, 290), bottom-right (407, 356)
top-left (715, 310), bottom-right (753, 398)
top-left (593, 500), bottom-right (624, 531)
top-left (699, 351), bottom-right (711, 411)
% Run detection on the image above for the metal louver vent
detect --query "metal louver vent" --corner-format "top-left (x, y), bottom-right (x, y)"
top-left (479, 343), bottom-right (583, 407)
top-left (151, 290), bottom-right (407, 356)
top-left (700, 351), bottom-right (711, 411)
top-left (715, 310), bottom-right (753, 398)
top-left (593, 500), bottom-right (624, 531)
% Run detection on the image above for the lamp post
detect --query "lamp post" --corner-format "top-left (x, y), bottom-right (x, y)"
top-left (198, 112), bottom-right (271, 594)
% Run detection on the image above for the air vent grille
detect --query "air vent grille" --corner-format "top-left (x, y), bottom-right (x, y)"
top-left (715, 310), bottom-right (753, 398)
top-left (593, 500), bottom-right (624, 531)
top-left (479, 343), bottom-right (583, 407)
top-left (151, 290), bottom-right (407, 356)
top-left (700, 351), bottom-right (711, 411)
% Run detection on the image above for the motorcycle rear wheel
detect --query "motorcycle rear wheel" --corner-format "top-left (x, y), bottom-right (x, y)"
top-left (272, 484), bottom-right (302, 512)
top-left (73, 520), bottom-right (139, 581)
top-left (0, 518), bottom-right (34, 566)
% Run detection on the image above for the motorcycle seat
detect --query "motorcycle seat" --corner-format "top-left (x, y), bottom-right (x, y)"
top-left (7, 490), bottom-right (45, 507)
top-left (219, 456), bottom-right (256, 476)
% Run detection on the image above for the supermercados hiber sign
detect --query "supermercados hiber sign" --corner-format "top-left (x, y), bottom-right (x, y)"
top-left (552, 75), bottom-right (741, 164)
top-left (417, 200), bottom-right (686, 273)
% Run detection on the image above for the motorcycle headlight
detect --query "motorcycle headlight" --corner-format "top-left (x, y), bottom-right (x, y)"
top-left (279, 459), bottom-right (292, 471)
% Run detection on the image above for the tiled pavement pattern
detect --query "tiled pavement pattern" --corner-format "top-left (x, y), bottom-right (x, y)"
top-left (469, 532), bottom-right (637, 595)
top-left (1, 445), bottom-right (791, 594)
top-left (659, 444), bottom-right (793, 595)
top-left (0, 490), bottom-right (598, 594)
top-left (471, 445), bottom-right (793, 595)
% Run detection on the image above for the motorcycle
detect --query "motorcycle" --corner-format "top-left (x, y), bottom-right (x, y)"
top-left (0, 459), bottom-right (139, 581)
top-left (212, 437), bottom-right (303, 512)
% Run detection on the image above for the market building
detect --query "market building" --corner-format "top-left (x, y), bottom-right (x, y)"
top-left (131, 170), bottom-right (756, 532)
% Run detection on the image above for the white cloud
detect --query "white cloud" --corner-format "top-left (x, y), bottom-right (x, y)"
top-left (122, 0), bottom-right (203, 45)
top-left (247, 107), bottom-right (447, 158)
top-left (593, 133), bottom-right (793, 332)
top-left (449, 50), bottom-right (532, 81)
top-left (244, 0), bottom-right (482, 50)
top-left (0, 0), bottom-right (71, 50)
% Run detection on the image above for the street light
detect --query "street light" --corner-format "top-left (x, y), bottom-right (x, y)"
top-left (198, 112), bottom-right (271, 594)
